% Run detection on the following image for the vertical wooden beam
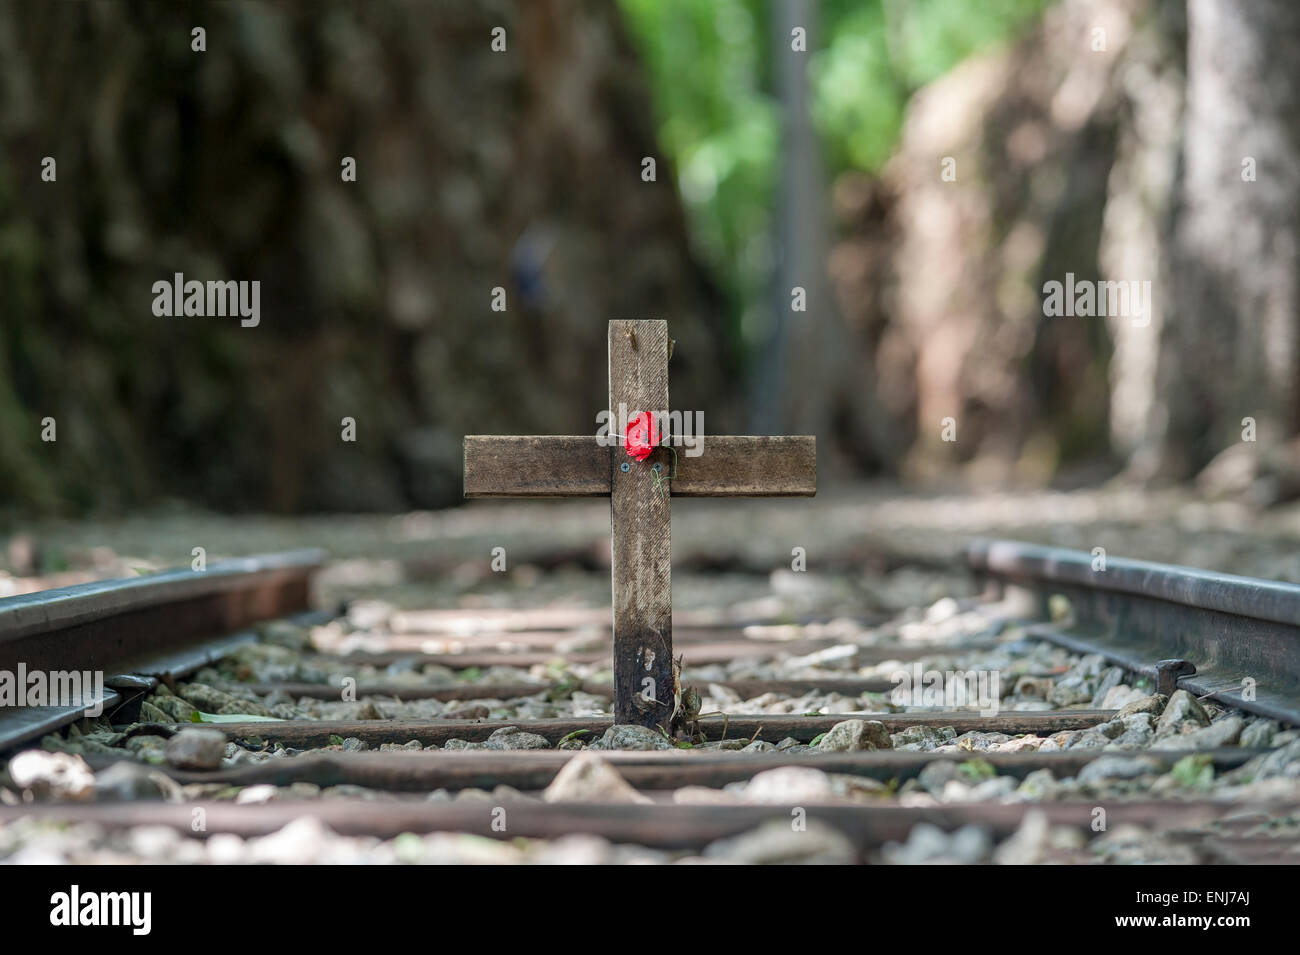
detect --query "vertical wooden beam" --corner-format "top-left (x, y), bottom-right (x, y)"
top-left (608, 320), bottom-right (675, 729)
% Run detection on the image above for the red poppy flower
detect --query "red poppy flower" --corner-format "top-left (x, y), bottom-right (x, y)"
top-left (625, 411), bottom-right (659, 462)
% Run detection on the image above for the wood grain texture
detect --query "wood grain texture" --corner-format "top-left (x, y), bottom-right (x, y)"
top-left (460, 320), bottom-right (819, 731)
top-left (137, 738), bottom-right (1258, 793)
top-left (463, 435), bottom-right (608, 497)
top-left (172, 710), bottom-right (1119, 748)
top-left (608, 320), bottom-right (675, 728)
top-left (227, 676), bottom-right (898, 701)
top-left (134, 746), bottom-right (1260, 796)
top-left (670, 435), bottom-right (815, 496)
top-left (333, 638), bottom-right (841, 669)
top-left (463, 435), bottom-right (816, 497)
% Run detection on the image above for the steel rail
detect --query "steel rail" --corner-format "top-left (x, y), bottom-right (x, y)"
top-left (969, 539), bottom-right (1300, 725)
top-left (0, 549), bottom-right (325, 750)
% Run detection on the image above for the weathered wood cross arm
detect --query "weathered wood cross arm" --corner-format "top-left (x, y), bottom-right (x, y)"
top-left (463, 434), bottom-right (816, 498)
top-left (464, 320), bottom-right (816, 732)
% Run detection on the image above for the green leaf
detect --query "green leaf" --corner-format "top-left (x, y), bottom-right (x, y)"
top-left (557, 729), bottom-right (593, 744)
top-left (1170, 754), bottom-right (1214, 789)
top-left (190, 710), bottom-right (283, 724)
top-left (617, 0), bottom-right (1052, 357)
top-left (329, 734), bottom-right (345, 746)
top-left (545, 679), bottom-right (582, 702)
top-left (810, 732), bottom-right (827, 747)
top-left (957, 758), bottom-right (996, 782)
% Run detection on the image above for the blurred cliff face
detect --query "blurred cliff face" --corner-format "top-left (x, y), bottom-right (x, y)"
top-left (0, 0), bottom-right (733, 515)
top-left (829, 0), bottom-right (1300, 496)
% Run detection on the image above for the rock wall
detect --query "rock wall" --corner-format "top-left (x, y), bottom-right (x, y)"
top-left (0, 0), bottom-right (734, 515)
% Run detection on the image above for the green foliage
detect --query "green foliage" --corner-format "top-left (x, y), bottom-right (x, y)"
top-left (620, 0), bottom-right (1052, 338)
top-left (815, 0), bottom-right (1051, 171)
top-left (545, 677), bottom-right (582, 702)
top-left (957, 758), bottom-right (997, 782)
top-left (619, 0), bottom-right (776, 346)
top-left (1169, 754), bottom-right (1215, 790)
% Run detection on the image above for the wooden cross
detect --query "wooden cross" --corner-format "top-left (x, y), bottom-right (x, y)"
top-left (464, 320), bottom-right (816, 730)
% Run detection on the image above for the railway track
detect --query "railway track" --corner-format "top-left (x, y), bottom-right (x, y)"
top-left (0, 550), bottom-right (324, 749)
top-left (1, 539), bottom-right (1298, 865)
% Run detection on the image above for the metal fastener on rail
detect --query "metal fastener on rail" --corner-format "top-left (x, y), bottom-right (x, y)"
top-left (1155, 659), bottom-right (1197, 696)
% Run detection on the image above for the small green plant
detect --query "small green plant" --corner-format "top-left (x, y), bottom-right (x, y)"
top-left (958, 758), bottom-right (996, 782)
top-left (1170, 754), bottom-right (1214, 789)
top-left (651, 447), bottom-right (678, 500)
top-left (545, 677), bottom-right (582, 702)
